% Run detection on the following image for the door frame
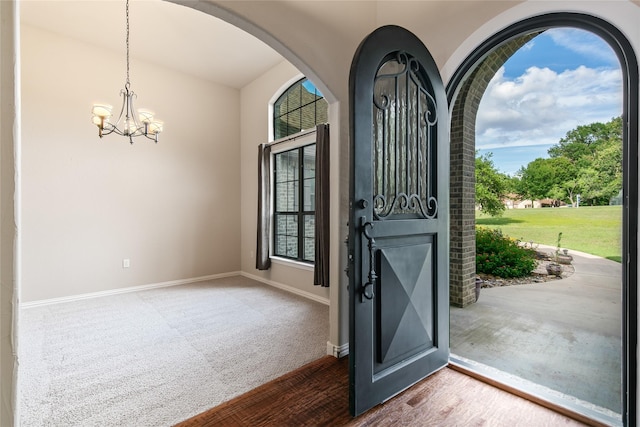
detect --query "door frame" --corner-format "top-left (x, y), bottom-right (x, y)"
top-left (446, 12), bottom-right (638, 425)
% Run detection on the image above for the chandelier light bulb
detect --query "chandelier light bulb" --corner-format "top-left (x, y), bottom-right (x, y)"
top-left (92, 104), bottom-right (113, 119)
top-left (138, 109), bottom-right (154, 124)
top-left (149, 120), bottom-right (163, 135)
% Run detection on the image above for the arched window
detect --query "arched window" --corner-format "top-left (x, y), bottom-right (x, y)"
top-left (273, 78), bottom-right (328, 140)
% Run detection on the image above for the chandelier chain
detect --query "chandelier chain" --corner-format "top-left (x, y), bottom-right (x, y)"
top-left (125, 0), bottom-right (130, 89)
top-left (91, 0), bottom-right (162, 143)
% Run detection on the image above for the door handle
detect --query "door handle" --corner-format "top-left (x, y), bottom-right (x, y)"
top-left (360, 216), bottom-right (376, 301)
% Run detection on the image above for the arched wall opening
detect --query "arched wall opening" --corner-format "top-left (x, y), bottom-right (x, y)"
top-left (175, 1), bottom-right (338, 105)
top-left (166, 1), bottom-right (346, 355)
top-left (446, 12), bottom-right (638, 422)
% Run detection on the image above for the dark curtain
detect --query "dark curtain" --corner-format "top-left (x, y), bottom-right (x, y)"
top-left (256, 143), bottom-right (272, 270)
top-left (314, 124), bottom-right (330, 287)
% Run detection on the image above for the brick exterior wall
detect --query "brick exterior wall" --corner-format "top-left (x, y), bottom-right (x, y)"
top-left (449, 32), bottom-right (541, 307)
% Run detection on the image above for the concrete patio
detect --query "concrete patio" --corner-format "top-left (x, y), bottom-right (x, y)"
top-left (450, 247), bottom-right (622, 417)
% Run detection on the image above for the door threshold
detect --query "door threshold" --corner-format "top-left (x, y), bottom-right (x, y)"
top-left (449, 355), bottom-right (621, 427)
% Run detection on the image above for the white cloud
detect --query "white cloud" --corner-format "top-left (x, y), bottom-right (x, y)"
top-left (521, 40), bottom-right (535, 51)
top-left (545, 28), bottom-right (617, 65)
top-left (476, 65), bottom-right (622, 150)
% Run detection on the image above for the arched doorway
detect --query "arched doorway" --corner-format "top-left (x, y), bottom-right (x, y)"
top-left (447, 12), bottom-right (638, 424)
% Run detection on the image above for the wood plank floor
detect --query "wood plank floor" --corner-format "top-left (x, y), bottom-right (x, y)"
top-left (176, 356), bottom-right (596, 427)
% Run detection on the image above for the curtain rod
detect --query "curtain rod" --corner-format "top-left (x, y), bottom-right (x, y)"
top-left (266, 128), bottom-right (316, 147)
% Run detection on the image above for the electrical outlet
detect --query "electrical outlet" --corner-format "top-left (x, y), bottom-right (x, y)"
top-left (123, 258), bottom-right (130, 268)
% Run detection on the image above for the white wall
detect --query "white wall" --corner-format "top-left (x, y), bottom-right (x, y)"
top-left (20, 25), bottom-right (241, 302)
top-left (239, 60), bottom-right (330, 302)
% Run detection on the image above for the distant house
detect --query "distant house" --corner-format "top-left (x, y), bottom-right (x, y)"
top-left (502, 194), bottom-right (535, 209)
top-left (502, 194), bottom-right (566, 209)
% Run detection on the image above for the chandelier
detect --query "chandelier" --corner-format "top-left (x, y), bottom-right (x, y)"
top-left (91, 0), bottom-right (163, 144)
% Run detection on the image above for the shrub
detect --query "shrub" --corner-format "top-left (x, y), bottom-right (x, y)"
top-left (476, 227), bottom-right (537, 278)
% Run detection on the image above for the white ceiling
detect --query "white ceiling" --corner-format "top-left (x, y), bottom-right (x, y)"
top-left (20, 0), bottom-right (286, 89)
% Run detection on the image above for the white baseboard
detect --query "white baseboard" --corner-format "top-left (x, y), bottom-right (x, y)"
top-left (21, 271), bottom-right (331, 309)
top-left (327, 341), bottom-right (349, 358)
top-left (240, 272), bottom-right (330, 306)
top-left (20, 271), bottom-right (241, 309)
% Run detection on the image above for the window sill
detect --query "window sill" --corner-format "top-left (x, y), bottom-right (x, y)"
top-left (270, 256), bottom-right (314, 272)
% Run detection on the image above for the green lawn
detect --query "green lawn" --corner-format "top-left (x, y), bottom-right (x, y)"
top-left (476, 206), bottom-right (622, 262)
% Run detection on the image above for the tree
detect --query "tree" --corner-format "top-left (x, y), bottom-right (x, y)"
top-left (549, 179), bottom-right (579, 206)
top-left (517, 157), bottom-right (578, 204)
top-left (517, 158), bottom-right (551, 200)
top-left (503, 174), bottom-right (521, 195)
top-left (517, 117), bottom-right (622, 206)
top-left (577, 138), bottom-right (623, 204)
top-left (548, 117), bottom-right (622, 205)
top-left (548, 117), bottom-right (622, 167)
top-left (475, 153), bottom-right (508, 216)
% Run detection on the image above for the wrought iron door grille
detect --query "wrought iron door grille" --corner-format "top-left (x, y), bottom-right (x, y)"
top-left (372, 51), bottom-right (438, 220)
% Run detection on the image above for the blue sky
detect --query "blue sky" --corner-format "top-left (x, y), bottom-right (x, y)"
top-left (476, 28), bottom-right (622, 175)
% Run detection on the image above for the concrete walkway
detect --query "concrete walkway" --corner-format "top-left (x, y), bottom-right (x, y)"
top-left (450, 247), bottom-right (622, 415)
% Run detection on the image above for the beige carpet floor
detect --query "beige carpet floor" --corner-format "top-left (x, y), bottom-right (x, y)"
top-left (18, 276), bottom-right (329, 426)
